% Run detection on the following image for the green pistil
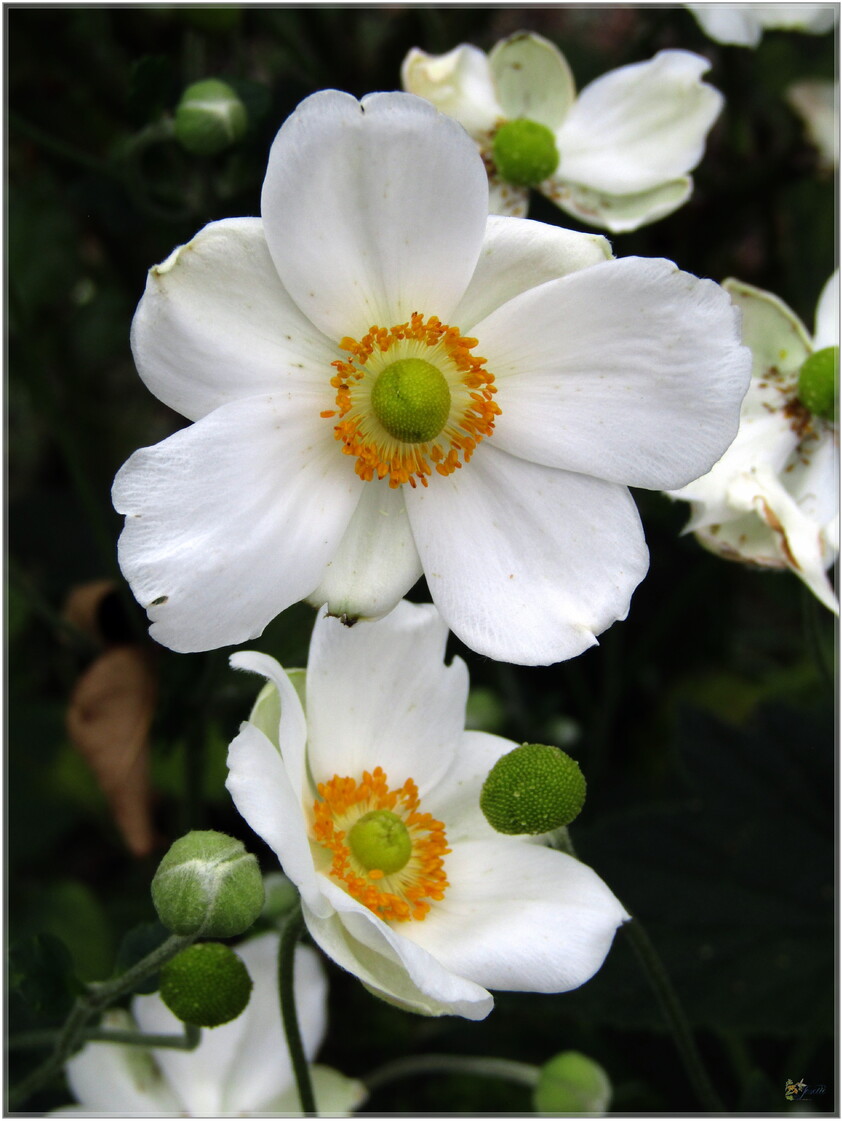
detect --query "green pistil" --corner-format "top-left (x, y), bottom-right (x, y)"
top-left (371, 358), bottom-right (451, 444)
top-left (492, 119), bottom-right (560, 188)
top-left (348, 810), bottom-right (412, 874)
top-left (797, 345), bottom-right (838, 422)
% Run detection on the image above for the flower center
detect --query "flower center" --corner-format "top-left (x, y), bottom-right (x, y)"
top-left (797, 345), bottom-right (838, 423)
top-left (311, 767), bottom-right (449, 922)
top-left (322, 313), bottom-right (501, 489)
top-left (492, 118), bottom-right (560, 187)
top-left (370, 359), bottom-right (452, 444)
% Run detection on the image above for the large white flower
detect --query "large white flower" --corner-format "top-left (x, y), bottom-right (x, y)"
top-left (402, 33), bottom-right (723, 232)
top-left (58, 933), bottom-right (365, 1115)
top-left (688, 4), bottom-right (836, 46)
top-left (668, 273), bottom-right (839, 611)
top-left (225, 599), bottom-right (630, 1022)
top-left (113, 90), bottom-right (750, 666)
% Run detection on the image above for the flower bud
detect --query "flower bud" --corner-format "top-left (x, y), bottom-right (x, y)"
top-left (151, 830), bottom-right (264, 938)
top-left (174, 79), bottom-right (247, 156)
top-left (159, 942), bottom-right (252, 1028)
top-left (480, 744), bottom-right (586, 835)
top-left (533, 1051), bottom-right (612, 1114)
top-left (492, 119), bottom-right (560, 187)
top-left (798, 345), bottom-right (838, 422)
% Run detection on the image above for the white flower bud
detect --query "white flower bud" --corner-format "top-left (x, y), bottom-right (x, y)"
top-left (151, 830), bottom-right (264, 938)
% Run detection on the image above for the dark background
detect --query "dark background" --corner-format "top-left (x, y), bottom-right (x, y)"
top-left (7, 6), bottom-right (836, 1113)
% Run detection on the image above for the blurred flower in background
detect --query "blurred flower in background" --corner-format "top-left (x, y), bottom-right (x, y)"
top-left (403, 33), bottom-right (723, 232)
top-left (787, 79), bottom-right (838, 169)
top-left (688, 3), bottom-right (836, 46)
top-left (59, 933), bottom-right (365, 1115)
top-left (668, 272), bottom-right (839, 611)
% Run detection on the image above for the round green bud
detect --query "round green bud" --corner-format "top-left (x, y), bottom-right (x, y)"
top-left (175, 79), bottom-right (247, 156)
top-left (371, 358), bottom-right (451, 443)
top-left (348, 810), bottom-right (412, 874)
top-left (533, 1051), bottom-right (612, 1114)
top-left (492, 119), bottom-right (560, 188)
top-left (480, 744), bottom-right (586, 835)
top-left (151, 830), bottom-right (264, 938)
top-left (797, 345), bottom-right (838, 422)
top-left (159, 942), bottom-right (252, 1028)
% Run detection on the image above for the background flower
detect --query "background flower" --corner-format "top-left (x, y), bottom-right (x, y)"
top-left (668, 272), bottom-right (839, 610)
top-left (688, 4), bottom-right (836, 46)
top-left (226, 601), bottom-right (629, 1021)
top-left (113, 89), bottom-right (750, 666)
top-left (59, 933), bottom-right (365, 1115)
top-left (402, 33), bottom-right (723, 232)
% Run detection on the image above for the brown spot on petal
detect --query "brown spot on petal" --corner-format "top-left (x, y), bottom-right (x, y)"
top-left (757, 498), bottom-right (800, 570)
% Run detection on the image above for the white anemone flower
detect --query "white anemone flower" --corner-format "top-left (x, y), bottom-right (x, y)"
top-left (58, 933), bottom-right (365, 1115)
top-left (668, 273), bottom-right (839, 611)
top-left (225, 599), bottom-right (630, 1022)
top-left (688, 4), bottom-right (836, 46)
top-left (401, 33), bottom-right (723, 232)
top-left (113, 90), bottom-right (750, 666)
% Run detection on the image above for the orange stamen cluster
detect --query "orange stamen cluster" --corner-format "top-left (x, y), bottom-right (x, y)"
top-left (321, 312), bottom-right (501, 488)
top-left (312, 766), bottom-right (450, 922)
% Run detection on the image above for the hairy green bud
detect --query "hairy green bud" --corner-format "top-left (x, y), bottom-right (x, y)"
top-left (533, 1051), bottom-right (612, 1114)
top-left (159, 942), bottom-right (252, 1028)
top-left (480, 744), bottom-right (586, 835)
top-left (151, 830), bottom-right (264, 938)
top-left (175, 79), bottom-right (247, 156)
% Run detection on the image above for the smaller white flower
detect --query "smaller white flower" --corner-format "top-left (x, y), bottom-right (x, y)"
top-left (402, 32), bottom-right (723, 232)
top-left (688, 4), bottom-right (836, 46)
top-left (787, 80), bottom-right (838, 169)
top-left (668, 273), bottom-right (839, 611)
top-left (226, 600), bottom-right (629, 1022)
top-left (58, 933), bottom-right (365, 1116)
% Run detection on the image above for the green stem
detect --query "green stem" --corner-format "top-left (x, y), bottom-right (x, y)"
top-left (278, 906), bottom-right (316, 1116)
top-left (8, 933), bottom-right (194, 1108)
top-left (9, 1023), bottom-right (200, 1052)
top-left (364, 1054), bottom-right (539, 1095)
top-left (623, 918), bottom-right (725, 1112)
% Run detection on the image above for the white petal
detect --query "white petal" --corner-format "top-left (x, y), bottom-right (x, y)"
top-left (307, 480), bottom-right (423, 620)
top-left (406, 444), bottom-right (650, 666)
top-left (130, 218), bottom-right (339, 423)
top-left (305, 601), bottom-right (468, 796)
top-left (303, 877), bottom-right (494, 1020)
top-left (261, 90), bottom-right (489, 340)
top-left (723, 278), bottom-right (812, 377)
top-left (452, 215), bottom-right (611, 332)
top-left (401, 44), bottom-right (501, 136)
top-left (425, 730), bottom-right (521, 843)
top-left (487, 175), bottom-right (530, 217)
top-left (401, 839), bottom-right (629, 992)
top-left (64, 1011), bottom-right (181, 1113)
top-left (229, 650), bottom-right (309, 801)
top-left (112, 396), bottom-right (360, 652)
top-left (813, 271), bottom-right (839, 349)
top-left (489, 33), bottom-right (576, 128)
top-left (786, 81), bottom-right (838, 169)
top-left (267, 1066), bottom-right (368, 1115)
top-left (542, 174), bottom-right (693, 234)
top-left (478, 257), bottom-right (751, 489)
top-left (556, 51), bottom-right (722, 195)
top-left (688, 5), bottom-right (764, 45)
top-left (222, 937), bottom-right (327, 1113)
top-left (226, 721), bottom-right (329, 919)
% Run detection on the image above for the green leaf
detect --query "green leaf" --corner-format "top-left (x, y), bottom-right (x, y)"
top-left (113, 921), bottom-right (172, 995)
top-left (9, 933), bottom-right (82, 1026)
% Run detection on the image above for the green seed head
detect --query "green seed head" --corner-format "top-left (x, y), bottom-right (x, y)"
top-left (533, 1051), bottom-right (612, 1113)
top-left (492, 119), bottom-right (560, 188)
top-left (370, 358), bottom-right (451, 444)
top-left (480, 744), bottom-right (586, 835)
top-left (175, 79), bottom-right (248, 156)
top-left (348, 810), bottom-right (412, 874)
top-left (151, 830), bottom-right (264, 938)
top-left (797, 345), bottom-right (838, 422)
top-left (159, 942), bottom-right (252, 1028)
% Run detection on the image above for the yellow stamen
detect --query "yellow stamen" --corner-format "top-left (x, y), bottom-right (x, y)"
top-left (328, 312), bottom-right (501, 489)
top-left (311, 766), bottom-right (450, 922)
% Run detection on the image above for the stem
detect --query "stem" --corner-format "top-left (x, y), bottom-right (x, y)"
top-left (278, 906), bottom-right (317, 1116)
top-left (8, 933), bottom-right (194, 1108)
top-left (9, 1023), bottom-right (200, 1052)
top-left (364, 1054), bottom-right (539, 1095)
top-left (623, 918), bottom-right (725, 1112)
